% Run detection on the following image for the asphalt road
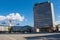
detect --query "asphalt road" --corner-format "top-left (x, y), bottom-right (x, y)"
top-left (0, 33), bottom-right (60, 40)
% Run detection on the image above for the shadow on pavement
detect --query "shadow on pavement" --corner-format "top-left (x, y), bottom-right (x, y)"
top-left (25, 34), bottom-right (60, 40)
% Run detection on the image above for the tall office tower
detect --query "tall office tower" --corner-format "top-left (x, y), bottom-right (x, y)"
top-left (33, 1), bottom-right (55, 32)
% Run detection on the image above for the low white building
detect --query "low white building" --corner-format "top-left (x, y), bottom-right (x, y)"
top-left (0, 26), bottom-right (9, 31)
top-left (57, 24), bottom-right (60, 31)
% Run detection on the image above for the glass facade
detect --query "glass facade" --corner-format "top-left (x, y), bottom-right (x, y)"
top-left (34, 2), bottom-right (55, 29)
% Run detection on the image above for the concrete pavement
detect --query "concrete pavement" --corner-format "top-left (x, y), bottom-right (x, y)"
top-left (0, 33), bottom-right (60, 40)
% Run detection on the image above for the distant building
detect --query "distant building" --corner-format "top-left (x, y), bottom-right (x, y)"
top-left (0, 26), bottom-right (9, 31)
top-left (56, 24), bottom-right (60, 31)
top-left (33, 1), bottom-right (55, 32)
top-left (11, 26), bottom-right (32, 32)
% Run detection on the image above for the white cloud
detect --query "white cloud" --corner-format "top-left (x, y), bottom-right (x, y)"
top-left (0, 16), bottom-right (6, 20)
top-left (55, 21), bottom-right (60, 25)
top-left (0, 13), bottom-right (25, 21)
top-left (15, 13), bottom-right (24, 21)
top-left (55, 16), bottom-right (60, 25)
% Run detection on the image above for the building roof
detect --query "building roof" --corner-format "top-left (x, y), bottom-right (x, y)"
top-left (11, 26), bottom-right (30, 31)
top-left (34, 1), bottom-right (51, 6)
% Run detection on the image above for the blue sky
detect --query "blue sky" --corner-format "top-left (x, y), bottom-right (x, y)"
top-left (0, 0), bottom-right (60, 26)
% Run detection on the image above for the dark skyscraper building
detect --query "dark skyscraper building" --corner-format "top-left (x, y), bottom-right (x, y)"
top-left (33, 1), bottom-right (56, 32)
